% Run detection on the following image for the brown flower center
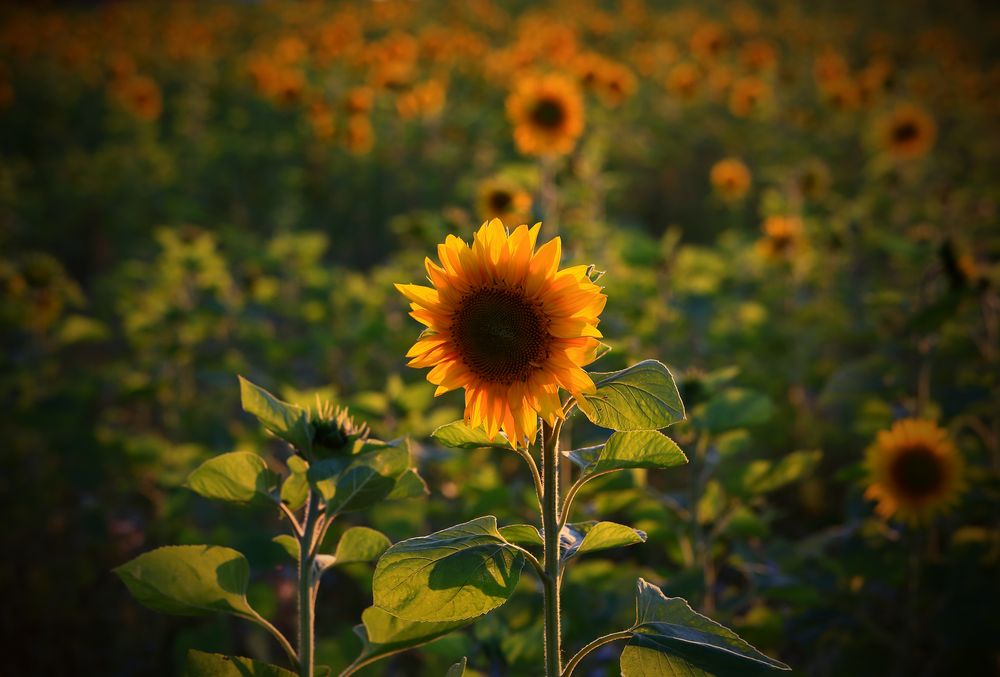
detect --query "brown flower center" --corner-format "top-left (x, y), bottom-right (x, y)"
top-left (488, 190), bottom-right (513, 213)
top-left (889, 445), bottom-right (945, 499)
top-left (452, 285), bottom-right (551, 384)
top-left (530, 97), bottom-right (567, 130)
top-left (892, 121), bottom-right (919, 145)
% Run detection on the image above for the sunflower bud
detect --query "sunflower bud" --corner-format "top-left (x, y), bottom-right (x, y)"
top-left (309, 398), bottom-right (370, 457)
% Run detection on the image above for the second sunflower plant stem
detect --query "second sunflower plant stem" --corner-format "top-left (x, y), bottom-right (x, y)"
top-left (541, 419), bottom-right (564, 677)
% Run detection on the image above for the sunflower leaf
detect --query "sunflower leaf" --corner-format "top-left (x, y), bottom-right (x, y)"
top-left (699, 388), bottom-right (773, 433)
top-left (499, 523), bottom-right (543, 546)
top-left (446, 657), bottom-right (468, 676)
top-left (372, 516), bottom-right (524, 622)
top-left (620, 579), bottom-right (791, 676)
top-left (239, 376), bottom-right (312, 453)
top-left (431, 420), bottom-right (515, 450)
top-left (185, 451), bottom-right (278, 505)
top-left (582, 360), bottom-right (686, 431)
top-left (331, 526), bottom-right (392, 566)
top-left (185, 650), bottom-right (297, 677)
top-left (560, 521), bottom-right (646, 560)
top-left (348, 607), bottom-right (471, 669)
top-left (565, 430), bottom-right (688, 478)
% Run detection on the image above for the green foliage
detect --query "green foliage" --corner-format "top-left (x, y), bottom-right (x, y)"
top-left (498, 524), bottom-right (543, 547)
top-left (348, 607), bottom-right (471, 669)
top-left (114, 546), bottom-right (259, 620)
top-left (373, 516), bottom-right (525, 622)
top-left (560, 522), bottom-right (647, 560)
top-left (566, 430), bottom-right (688, 477)
top-left (620, 579), bottom-right (790, 676)
top-left (185, 651), bottom-right (298, 677)
top-left (330, 527), bottom-right (392, 566)
top-left (185, 452), bottom-right (278, 504)
top-left (582, 360), bottom-right (686, 431)
top-left (445, 657), bottom-right (467, 676)
top-left (239, 376), bottom-right (312, 454)
top-left (700, 388), bottom-right (774, 433)
top-left (431, 421), bottom-right (515, 450)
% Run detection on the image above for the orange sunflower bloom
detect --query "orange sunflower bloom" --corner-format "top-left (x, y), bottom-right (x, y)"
top-left (710, 158), bottom-right (752, 202)
top-left (864, 419), bottom-right (964, 524)
top-left (506, 74), bottom-right (585, 157)
top-left (875, 103), bottom-right (937, 161)
top-left (396, 220), bottom-right (606, 446)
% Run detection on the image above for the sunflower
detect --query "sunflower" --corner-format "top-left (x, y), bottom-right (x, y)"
top-left (864, 419), bottom-right (964, 523)
top-left (876, 103), bottom-right (937, 161)
top-left (506, 73), bottom-right (585, 157)
top-left (396, 220), bottom-right (606, 446)
top-left (476, 178), bottom-right (533, 224)
top-left (756, 215), bottom-right (806, 260)
top-left (113, 75), bottom-right (162, 121)
top-left (710, 158), bottom-right (752, 202)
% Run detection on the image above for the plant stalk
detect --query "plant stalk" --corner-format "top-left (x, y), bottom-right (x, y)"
top-left (297, 492), bottom-right (321, 677)
top-left (542, 420), bottom-right (563, 677)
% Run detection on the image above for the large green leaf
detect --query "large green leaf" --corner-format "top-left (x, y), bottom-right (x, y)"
top-left (239, 376), bottom-right (312, 453)
top-left (560, 521), bottom-right (646, 560)
top-left (373, 516), bottom-right (525, 622)
top-left (431, 420), bottom-right (514, 450)
top-left (565, 430), bottom-right (688, 478)
top-left (347, 606), bottom-right (470, 670)
top-left (317, 444), bottom-right (410, 515)
top-left (185, 451), bottom-right (278, 504)
top-left (700, 388), bottom-right (773, 433)
top-left (499, 524), bottom-right (543, 547)
top-left (620, 579), bottom-right (790, 676)
top-left (386, 468), bottom-right (430, 500)
top-left (114, 546), bottom-right (258, 619)
top-left (280, 455), bottom-right (309, 511)
top-left (185, 650), bottom-right (297, 677)
top-left (581, 360), bottom-right (686, 431)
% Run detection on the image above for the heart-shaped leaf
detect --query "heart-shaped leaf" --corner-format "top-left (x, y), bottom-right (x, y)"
top-left (373, 516), bottom-right (524, 622)
top-left (332, 526), bottom-right (392, 566)
top-left (581, 360), bottom-right (685, 431)
top-left (185, 650), bottom-right (297, 677)
top-left (239, 376), bottom-right (312, 453)
top-left (560, 521), bottom-right (646, 560)
top-left (185, 452), bottom-right (278, 504)
top-left (114, 546), bottom-right (258, 620)
top-left (565, 430), bottom-right (687, 479)
top-left (280, 455), bottom-right (309, 511)
top-left (499, 524), bottom-right (543, 547)
top-left (620, 579), bottom-right (790, 676)
top-left (431, 421), bottom-right (515, 450)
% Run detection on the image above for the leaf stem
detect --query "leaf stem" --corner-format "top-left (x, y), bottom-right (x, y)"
top-left (297, 490), bottom-right (321, 677)
top-left (557, 469), bottom-right (613, 535)
top-left (248, 610), bottom-right (300, 671)
top-left (561, 630), bottom-right (633, 676)
top-left (542, 419), bottom-right (564, 677)
top-left (515, 444), bottom-right (544, 507)
top-left (279, 501), bottom-right (303, 537)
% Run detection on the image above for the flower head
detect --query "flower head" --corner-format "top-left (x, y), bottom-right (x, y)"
top-left (876, 103), bottom-right (936, 161)
top-left (710, 158), bottom-right (752, 202)
top-left (396, 220), bottom-right (606, 446)
top-left (756, 215), bottom-right (806, 260)
top-left (477, 178), bottom-right (533, 224)
top-left (864, 419), bottom-right (964, 524)
top-left (506, 74), bottom-right (585, 157)
top-left (310, 398), bottom-right (370, 457)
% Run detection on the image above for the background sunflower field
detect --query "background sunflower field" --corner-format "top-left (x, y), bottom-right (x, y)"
top-left (1, 1), bottom-right (997, 675)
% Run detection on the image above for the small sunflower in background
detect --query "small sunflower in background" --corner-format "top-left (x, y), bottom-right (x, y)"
top-left (506, 73), bottom-right (585, 156)
top-left (476, 178), bottom-right (533, 224)
top-left (875, 102), bottom-right (937, 161)
top-left (728, 76), bottom-right (770, 117)
top-left (864, 419), bottom-right (964, 524)
top-left (666, 62), bottom-right (700, 101)
top-left (112, 75), bottom-right (162, 121)
top-left (396, 220), bottom-right (606, 445)
top-left (756, 215), bottom-right (806, 260)
top-left (710, 158), bottom-right (752, 202)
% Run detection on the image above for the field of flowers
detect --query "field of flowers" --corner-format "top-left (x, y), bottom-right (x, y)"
top-left (1, 1), bottom-right (997, 676)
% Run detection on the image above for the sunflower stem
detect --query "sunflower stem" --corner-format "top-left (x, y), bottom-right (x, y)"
top-left (297, 490), bottom-right (321, 677)
top-left (542, 419), bottom-right (564, 677)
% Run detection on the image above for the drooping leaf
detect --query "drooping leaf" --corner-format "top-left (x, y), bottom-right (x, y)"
top-left (239, 376), bottom-right (312, 453)
top-left (319, 445), bottom-right (410, 515)
top-left (499, 524), bottom-right (543, 547)
top-left (114, 546), bottom-right (258, 619)
top-left (445, 657), bottom-right (467, 676)
top-left (331, 527), bottom-right (391, 566)
top-left (560, 521), bottom-right (646, 560)
top-left (372, 516), bottom-right (525, 622)
top-left (431, 421), bottom-right (514, 450)
top-left (700, 388), bottom-right (773, 433)
top-left (741, 450), bottom-right (822, 495)
top-left (581, 360), bottom-right (686, 431)
top-left (347, 607), bottom-right (470, 670)
top-left (565, 430), bottom-right (687, 478)
top-left (280, 455), bottom-right (309, 511)
top-left (620, 579), bottom-right (790, 676)
top-left (185, 650), bottom-right (297, 677)
top-left (185, 452), bottom-right (277, 505)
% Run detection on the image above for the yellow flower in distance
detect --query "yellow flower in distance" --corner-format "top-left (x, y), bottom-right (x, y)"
top-left (476, 178), bottom-right (533, 224)
top-left (396, 220), bottom-right (606, 446)
top-left (756, 215), bottom-right (806, 260)
top-left (710, 158), bottom-right (752, 202)
top-left (876, 103), bottom-right (937, 161)
top-left (506, 73), bottom-right (585, 157)
top-left (864, 419), bottom-right (964, 524)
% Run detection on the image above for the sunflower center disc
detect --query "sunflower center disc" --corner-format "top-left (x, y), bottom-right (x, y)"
top-left (452, 286), bottom-right (549, 384)
top-left (893, 121), bottom-right (919, 144)
top-left (531, 98), bottom-right (567, 129)
top-left (890, 445), bottom-right (944, 498)
top-left (489, 190), bottom-right (513, 212)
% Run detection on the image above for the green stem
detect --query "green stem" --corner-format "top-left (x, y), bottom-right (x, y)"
top-left (561, 630), bottom-right (633, 677)
top-left (297, 492), bottom-right (322, 677)
top-left (542, 420), bottom-right (563, 677)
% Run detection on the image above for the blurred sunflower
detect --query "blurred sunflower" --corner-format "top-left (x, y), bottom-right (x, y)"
top-left (710, 158), bottom-right (752, 202)
top-left (756, 215), bottom-right (806, 260)
top-left (666, 62), bottom-right (700, 100)
top-left (728, 76), bottom-right (770, 117)
top-left (876, 103), bottom-right (937, 160)
top-left (396, 220), bottom-right (605, 444)
top-left (477, 178), bottom-right (533, 224)
top-left (506, 73), bottom-right (585, 156)
top-left (864, 419), bottom-right (964, 523)
top-left (113, 75), bottom-right (162, 121)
